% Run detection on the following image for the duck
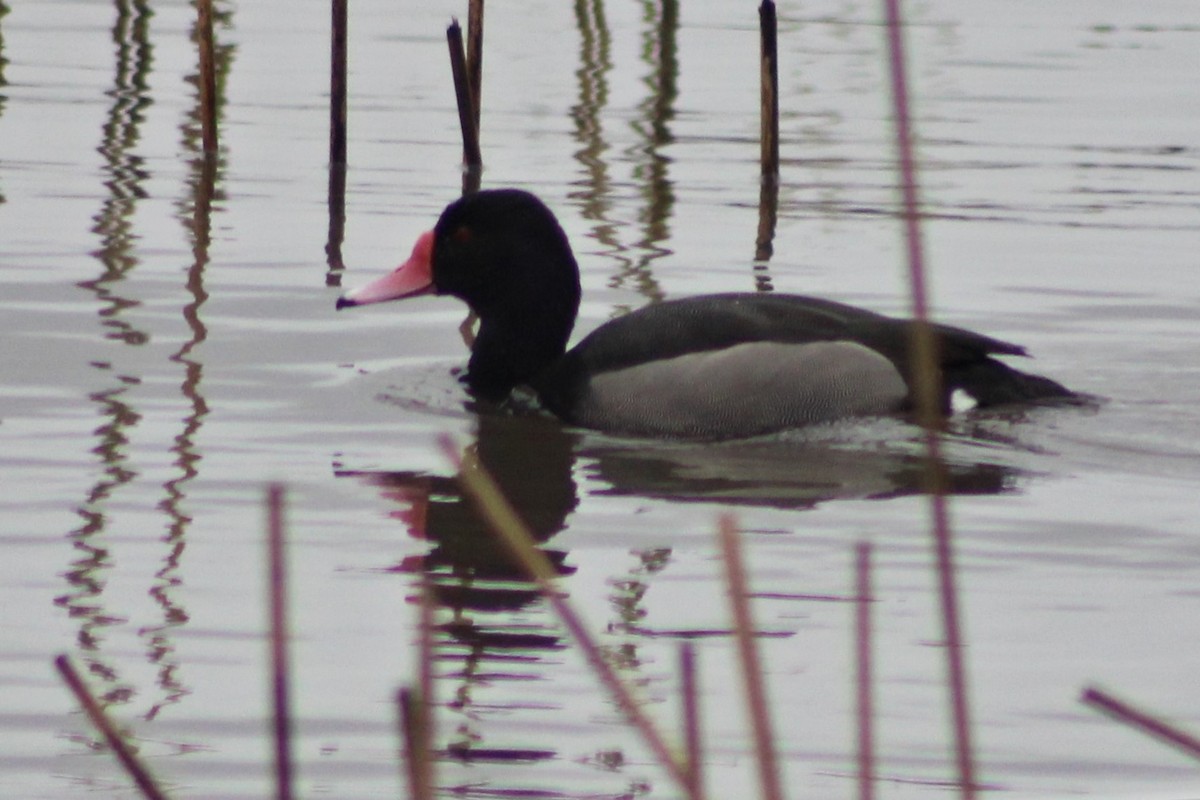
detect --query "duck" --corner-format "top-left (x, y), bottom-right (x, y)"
top-left (337, 188), bottom-right (1076, 439)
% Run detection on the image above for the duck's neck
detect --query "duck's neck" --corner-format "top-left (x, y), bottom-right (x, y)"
top-left (465, 284), bottom-right (580, 402)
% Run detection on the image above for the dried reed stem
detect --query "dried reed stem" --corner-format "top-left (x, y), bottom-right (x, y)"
top-left (54, 654), bottom-right (170, 800)
top-left (267, 484), bottom-right (295, 800)
top-left (758, 0), bottom-right (779, 182)
top-left (438, 435), bottom-right (694, 795)
top-left (717, 513), bottom-right (784, 800)
top-left (196, 0), bottom-right (218, 154)
top-left (330, 0), bottom-right (348, 166)
top-left (855, 542), bottom-right (876, 800)
top-left (398, 687), bottom-right (434, 800)
top-left (1081, 686), bottom-right (1200, 762)
top-left (446, 20), bottom-right (482, 169)
top-left (466, 0), bottom-right (484, 134)
top-left (679, 641), bottom-right (706, 800)
top-left (880, 0), bottom-right (977, 795)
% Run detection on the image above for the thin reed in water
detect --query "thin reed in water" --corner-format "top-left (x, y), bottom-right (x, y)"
top-left (880, 0), bottom-right (978, 795)
top-left (54, 654), bottom-right (170, 800)
top-left (718, 513), bottom-right (785, 800)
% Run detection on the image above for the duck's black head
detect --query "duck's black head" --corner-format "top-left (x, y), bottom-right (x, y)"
top-left (337, 189), bottom-right (583, 400)
top-left (430, 190), bottom-right (581, 321)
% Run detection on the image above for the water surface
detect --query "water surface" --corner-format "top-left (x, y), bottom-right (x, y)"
top-left (2, 1), bottom-right (1199, 798)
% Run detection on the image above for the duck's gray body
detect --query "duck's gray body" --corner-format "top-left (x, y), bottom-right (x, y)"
top-left (533, 293), bottom-right (1071, 439)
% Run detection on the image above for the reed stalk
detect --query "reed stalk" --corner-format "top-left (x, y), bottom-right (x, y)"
top-left (196, 0), bottom-right (218, 154)
top-left (267, 484), bottom-right (295, 800)
top-left (54, 654), bottom-right (170, 800)
top-left (855, 542), bottom-right (876, 800)
top-left (466, 0), bottom-right (484, 134)
top-left (758, 0), bottom-right (779, 182)
top-left (879, 1), bottom-right (977, 796)
top-left (717, 513), bottom-right (784, 800)
top-left (330, 0), bottom-right (348, 166)
top-left (679, 641), bottom-right (706, 800)
top-left (1081, 686), bottom-right (1200, 762)
top-left (446, 20), bottom-right (482, 177)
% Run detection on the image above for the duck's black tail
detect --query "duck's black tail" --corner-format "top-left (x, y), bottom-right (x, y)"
top-left (945, 358), bottom-right (1078, 409)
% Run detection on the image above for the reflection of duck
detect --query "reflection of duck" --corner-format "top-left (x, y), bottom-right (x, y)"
top-left (339, 411), bottom-right (579, 766)
top-left (338, 189), bottom-right (1077, 440)
top-left (580, 423), bottom-right (1018, 508)
top-left (341, 415), bottom-right (1025, 540)
top-left (341, 411), bottom-right (580, 611)
top-left (338, 406), bottom-right (1026, 765)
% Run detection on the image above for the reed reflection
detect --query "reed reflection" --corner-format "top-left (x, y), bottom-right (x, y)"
top-left (60, 0), bottom-right (156, 712)
top-left (631, 0), bottom-right (676, 258)
top-left (141, 0), bottom-right (233, 722)
top-left (138, 15), bottom-right (231, 723)
top-left (0, 0), bottom-right (9, 133)
top-left (616, 0), bottom-right (679, 303)
top-left (61, 0), bottom-right (234, 724)
top-left (569, 0), bottom-right (624, 282)
top-left (569, 0), bottom-right (679, 306)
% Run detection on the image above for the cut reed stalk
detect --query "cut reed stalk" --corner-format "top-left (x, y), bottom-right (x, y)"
top-left (446, 19), bottom-right (482, 176)
top-left (755, 177), bottom-right (779, 267)
top-left (54, 654), bottom-right (170, 800)
top-left (679, 641), bottom-right (706, 800)
top-left (717, 513), bottom-right (784, 800)
top-left (195, 0), bottom-right (218, 154)
top-left (326, 161), bottom-right (347, 276)
top-left (466, 0), bottom-right (484, 134)
top-left (266, 484), bottom-right (295, 800)
top-left (1081, 686), bottom-right (1200, 762)
top-left (438, 435), bottom-right (695, 796)
top-left (880, 0), bottom-right (977, 796)
top-left (330, 0), bottom-right (348, 166)
top-left (758, 0), bottom-right (780, 182)
top-left (854, 542), bottom-right (876, 800)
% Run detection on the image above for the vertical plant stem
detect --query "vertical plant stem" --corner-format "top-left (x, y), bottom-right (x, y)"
top-left (758, 0), bottom-right (779, 182)
top-left (330, 0), bottom-right (348, 166)
top-left (267, 484), bottom-right (295, 800)
top-left (196, 0), bottom-right (218, 154)
top-left (54, 654), bottom-right (170, 800)
top-left (446, 20), bottom-right (482, 171)
top-left (466, 0), bottom-right (484, 134)
top-left (1081, 687), bottom-right (1200, 761)
top-left (439, 435), bottom-right (694, 795)
top-left (679, 641), bottom-right (706, 800)
top-left (325, 0), bottom-right (349, 275)
top-left (326, 161), bottom-right (347, 276)
top-left (855, 542), bottom-right (875, 800)
top-left (880, 1), bottom-right (976, 797)
top-left (928, 474), bottom-right (973, 798)
top-left (755, 0), bottom-right (780, 271)
top-left (717, 513), bottom-right (784, 800)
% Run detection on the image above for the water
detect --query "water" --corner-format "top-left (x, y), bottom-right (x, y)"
top-left (3, 1), bottom-right (1200, 798)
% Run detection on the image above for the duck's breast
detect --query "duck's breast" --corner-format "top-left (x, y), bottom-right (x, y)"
top-left (568, 339), bottom-right (908, 439)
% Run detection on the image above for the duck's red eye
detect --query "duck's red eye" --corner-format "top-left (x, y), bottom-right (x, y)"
top-left (452, 225), bottom-right (473, 243)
